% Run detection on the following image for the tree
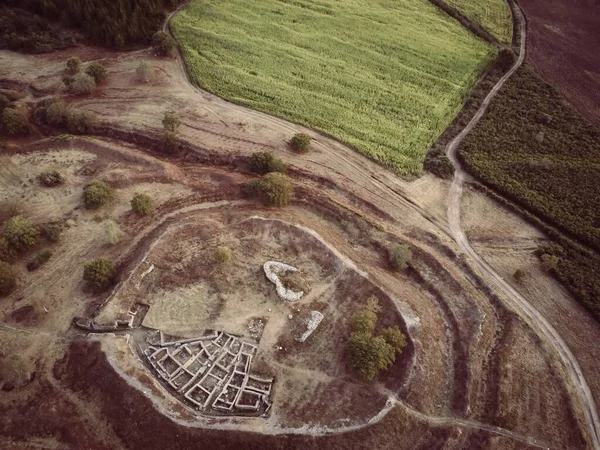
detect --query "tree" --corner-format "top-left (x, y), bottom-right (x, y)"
top-left (0, 261), bottom-right (16, 296)
top-left (348, 332), bottom-right (396, 381)
top-left (3, 216), bottom-right (39, 252)
top-left (380, 326), bottom-right (407, 354)
top-left (83, 256), bottom-right (115, 290)
top-left (2, 107), bottom-right (30, 136)
top-left (388, 243), bottom-right (412, 270)
top-left (131, 193), bottom-right (154, 216)
top-left (85, 62), bottom-right (107, 84)
top-left (162, 111), bottom-right (180, 132)
top-left (352, 309), bottom-right (377, 334)
top-left (214, 246), bottom-right (232, 264)
top-left (245, 172), bottom-right (294, 207)
top-left (249, 151), bottom-right (287, 174)
top-left (152, 31), bottom-right (176, 56)
top-left (66, 56), bottom-right (82, 73)
top-left (289, 133), bottom-right (312, 154)
top-left (83, 181), bottom-right (113, 209)
top-left (70, 72), bottom-right (96, 94)
top-left (136, 61), bottom-right (154, 83)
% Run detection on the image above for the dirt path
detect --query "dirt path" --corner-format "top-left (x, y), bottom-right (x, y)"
top-left (445, 3), bottom-right (600, 449)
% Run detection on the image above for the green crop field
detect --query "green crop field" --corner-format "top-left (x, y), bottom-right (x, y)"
top-left (445, 0), bottom-right (512, 43)
top-left (171, 0), bottom-right (495, 175)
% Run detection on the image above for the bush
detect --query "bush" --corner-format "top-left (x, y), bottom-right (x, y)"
top-left (27, 249), bottom-right (53, 272)
top-left (38, 170), bottom-right (65, 187)
top-left (70, 72), bottom-right (96, 94)
top-left (104, 220), bottom-right (123, 245)
top-left (152, 31), bottom-right (176, 56)
top-left (3, 216), bottom-right (39, 252)
top-left (289, 133), bottom-right (312, 154)
top-left (83, 256), bottom-right (115, 290)
top-left (66, 56), bottom-right (82, 73)
top-left (249, 152), bottom-right (287, 174)
top-left (380, 326), bottom-right (407, 353)
top-left (85, 62), bottom-right (107, 84)
top-left (162, 111), bottom-right (180, 132)
top-left (513, 268), bottom-right (526, 283)
top-left (388, 244), bottom-right (412, 271)
top-left (83, 181), bottom-right (113, 209)
top-left (45, 99), bottom-right (69, 127)
top-left (163, 130), bottom-right (179, 154)
top-left (245, 172), bottom-right (293, 207)
top-left (131, 193), bottom-right (154, 216)
top-left (66, 110), bottom-right (95, 134)
top-left (2, 107), bottom-right (30, 136)
top-left (42, 222), bottom-right (63, 242)
top-left (136, 61), bottom-right (154, 83)
top-left (0, 261), bottom-right (16, 296)
top-left (214, 246), bottom-right (232, 264)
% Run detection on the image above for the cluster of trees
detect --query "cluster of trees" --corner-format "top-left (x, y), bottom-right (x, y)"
top-left (348, 297), bottom-right (406, 381)
top-left (35, 98), bottom-right (96, 134)
top-left (4, 0), bottom-right (183, 49)
top-left (246, 151), bottom-right (294, 207)
top-left (458, 66), bottom-right (600, 319)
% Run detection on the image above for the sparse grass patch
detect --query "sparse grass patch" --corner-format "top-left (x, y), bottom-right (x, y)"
top-left (172, 0), bottom-right (494, 175)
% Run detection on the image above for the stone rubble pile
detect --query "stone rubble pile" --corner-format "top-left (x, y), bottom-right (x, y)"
top-left (297, 311), bottom-right (324, 343)
top-left (263, 261), bottom-right (304, 302)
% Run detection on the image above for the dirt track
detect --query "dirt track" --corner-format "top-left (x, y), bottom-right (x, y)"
top-left (446, 3), bottom-right (600, 448)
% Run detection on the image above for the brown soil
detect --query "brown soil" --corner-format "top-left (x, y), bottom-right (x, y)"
top-left (520, 0), bottom-right (600, 126)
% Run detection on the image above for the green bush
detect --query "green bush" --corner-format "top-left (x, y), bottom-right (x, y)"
top-left (214, 246), bottom-right (232, 264)
top-left (3, 216), bottom-right (39, 252)
top-left (0, 261), bottom-right (16, 296)
top-left (85, 62), bottom-right (107, 84)
top-left (245, 172), bottom-right (294, 207)
top-left (83, 256), bottom-right (115, 290)
top-left (42, 222), bottom-right (63, 242)
top-left (66, 110), bottom-right (95, 134)
top-left (66, 56), bottom-right (82, 73)
top-left (70, 72), bottom-right (96, 94)
top-left (2, 107), bottom-right (30, 136)
top-left (249, 152), bottom-right (287, 174)
top-left (380, 326), bottom-right (407, 354)
top-left (162, 111), bottom-right (180, 132)
top-left (388, 244), bottom-right (412, 271)
top-left (152, 31), bottom-right (176, 56)
top-left (131, 193), bottom-right (154, 216)
top-left (27, 249), bottom-right (53, 272)
top-left (289, 133), bottom-right (312, 154)
top-left (83, 181), bottom-right (113, 209)
top-left (38, 170), bottom-right (65, 187)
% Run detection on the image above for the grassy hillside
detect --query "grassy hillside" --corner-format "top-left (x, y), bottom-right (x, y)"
top-left (171, 0), bottom-right (494, 175)
top-left (459, 66), bottom-right (600, 319)
top-left (444, 0), bottom-right (512, 43)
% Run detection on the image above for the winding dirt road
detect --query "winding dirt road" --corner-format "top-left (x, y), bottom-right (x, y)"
top-left (445, 4), bottom-right (600, 449)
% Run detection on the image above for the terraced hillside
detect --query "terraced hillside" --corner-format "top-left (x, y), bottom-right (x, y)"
top-left (171, 0), bottom-right (495, 175)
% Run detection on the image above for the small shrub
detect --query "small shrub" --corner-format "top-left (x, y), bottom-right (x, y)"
top-left (2, 107), bottom-right (30, 136)
top-left (83, 256), bottom-right (115, 290)
top-left (162, 111), bottom-right (180, 132)
top-left (289, 133), bottom-right (312, 154)
top-left (62, 76), bottom-right (74, 89)
top-left (83, 181), bottom-right (113, 209)
top-left (42, 222), bottom-right (63, 242)
top-left (152, 31), bottom-right (176, 56)
top-left (245, 172), bottom-right (294, 207)
top-left (45, 99), bottom-right (69, 127)
top-left (214, 246), bottom-right (232, 264)
top-left (27, 249), bottom-right (53, 272)
top-left (70, 72), bottom-right (96, 95)
top-left (104, 220), bottom-right (123, 245)
top-left (38, 170), bottom-right (65, 187)
top-left (0, 238), bottom-right (17, 263)
top-left (249, 151), bottom-right (287, 174)
top-left (163, 130), bottom-right (179, 154)
top-left (85, 62), bottom-right (106, 84)
top-left (66, 110), bottom-right (95, 134)
top-left (66, 56), bottom-right (82, 73)
top-left (388, 244), bottom-right (412, 271)
top-left (136, 61), bottom-right (154, 83)
top-left (3, 216), bottom-right (39, 252)
top-left (131, 193), bottom-right (154, 216)
top-left (513, 268), bottom-right (526, 283)
top-left (0, 261), bottom-right (16, 296)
